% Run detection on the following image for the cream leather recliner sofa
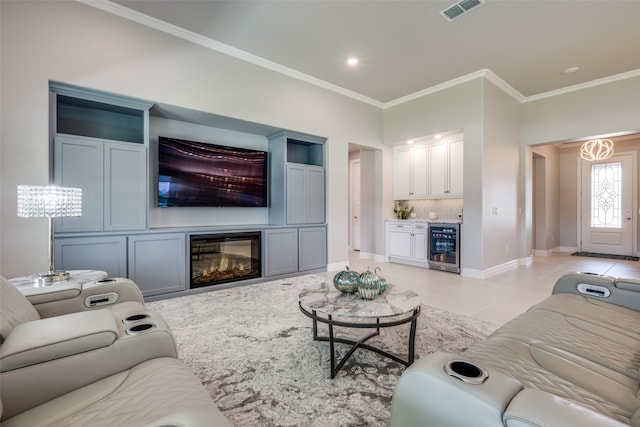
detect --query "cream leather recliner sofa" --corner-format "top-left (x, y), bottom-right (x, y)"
top-left (0, 275), bottom-right (233, 426)
top-left (391, 272), bottom-right (640, 427)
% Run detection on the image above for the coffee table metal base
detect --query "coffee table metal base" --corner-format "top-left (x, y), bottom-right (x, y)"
top-left (299, 302), bottom-right (421, 379)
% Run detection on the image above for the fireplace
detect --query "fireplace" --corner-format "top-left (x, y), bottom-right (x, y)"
top-left (190, 232), bottom-right (261, 288)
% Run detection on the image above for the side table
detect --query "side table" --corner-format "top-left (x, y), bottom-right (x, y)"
top-left (299, 283), bottom-right (421, 379)
top-left (10, 269), bottom-right (108, 290)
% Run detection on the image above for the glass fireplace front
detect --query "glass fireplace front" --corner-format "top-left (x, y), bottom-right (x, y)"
top-left (190, 232), bottom-right (261, 288)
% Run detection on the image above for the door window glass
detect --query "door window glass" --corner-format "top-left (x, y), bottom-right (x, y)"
top-left (591, 162), bottom-right (621, 228)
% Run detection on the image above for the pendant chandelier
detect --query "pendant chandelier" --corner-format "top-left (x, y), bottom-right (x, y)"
top-left (580, 138), bottom-right (614, 161)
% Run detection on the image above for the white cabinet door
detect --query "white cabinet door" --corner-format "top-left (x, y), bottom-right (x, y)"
top-left (394, 148), bottom-right (413, 199)
top-left (394, 145), bottom-right (428, 199)
top-left (412, 224), bottom-right (428, 262)
top-left (388, 226), bottom-right (412, 259)
top-left (448, 138), bottom-right (464, 196)
top-left (428, 141), bottom-right (448, 197)
top-left (412, 145), bottom-right (428, 197)
top-left (386, 221), bottom-right (429, 266)
top-left (427, 137), bottom-right (463, 198)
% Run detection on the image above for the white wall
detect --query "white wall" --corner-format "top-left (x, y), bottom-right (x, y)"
top-left (522, 76), bottom-right (640, 145)
top-left (523, 77), bottom-right (640, 257)
top-left (383, 80), bottom-right (485, 271)
top-left (0, 1), bottom-right (382, 277)
top-left (531, 145), bottom-right (561, 252)
top-left (480, 80), bottom-right (522, 270)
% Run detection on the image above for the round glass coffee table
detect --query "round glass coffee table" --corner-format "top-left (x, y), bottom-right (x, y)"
top-left (299, 282), bottom-right (421, 379)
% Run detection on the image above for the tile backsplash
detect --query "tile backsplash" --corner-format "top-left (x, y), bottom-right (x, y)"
top-left (397, 198), bottom-right (463, 221)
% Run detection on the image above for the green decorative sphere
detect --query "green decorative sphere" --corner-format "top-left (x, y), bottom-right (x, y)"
top-left (333, 267), bottom-right (360, 294)
top-left (358, 267), bottom-right (380, 300)
top-left (373, 267), bottom-right (388, 294)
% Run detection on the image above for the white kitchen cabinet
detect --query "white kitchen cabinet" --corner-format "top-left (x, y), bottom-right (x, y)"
top-left (428, 136), bottom-right (463, 198)
top-left (385, 221), bottom-right (428, 267)
top-left (394, 145), bottom-right (428, 199)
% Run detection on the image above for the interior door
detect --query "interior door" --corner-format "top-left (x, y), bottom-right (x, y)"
top-left (580, 153), bottom-right (634, 255)
top-left (350, 159), bottom-right (361, 251)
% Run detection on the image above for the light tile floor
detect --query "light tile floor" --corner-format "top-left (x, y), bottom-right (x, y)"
top-left (318, 252), bottom-right (640, 327)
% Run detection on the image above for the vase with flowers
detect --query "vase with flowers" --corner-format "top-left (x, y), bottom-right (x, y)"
top-left (393, 200), bottom-right (414, 220)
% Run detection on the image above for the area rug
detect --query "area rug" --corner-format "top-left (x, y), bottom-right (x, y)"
top-left (571, 251), bottom-right (639, 261)
top-left (147, 275), bottom-right (497, 427)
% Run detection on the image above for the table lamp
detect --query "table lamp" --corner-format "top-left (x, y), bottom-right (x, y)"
top-left (17, 185), bottom-right (82, 285)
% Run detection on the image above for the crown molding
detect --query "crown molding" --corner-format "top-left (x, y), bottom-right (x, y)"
top-left (79, 0), bottom-right (640, 111)
top-left (523, 68), bottom-right (640, 103)
top-left (79, 0), bottom-right (384, 109)
top-left (483, 70), bottom-right (526, 103)
top-left (384, 70), bottom-right (483, 109)
top-left (383, 69), bottom-right (526, 109)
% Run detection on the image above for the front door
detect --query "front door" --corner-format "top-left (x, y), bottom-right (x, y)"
top-left (580, 153), bottom-right (635, 255)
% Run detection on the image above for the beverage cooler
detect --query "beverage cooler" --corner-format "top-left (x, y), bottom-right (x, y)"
top-left (428, 223), bottom-right (461, 273)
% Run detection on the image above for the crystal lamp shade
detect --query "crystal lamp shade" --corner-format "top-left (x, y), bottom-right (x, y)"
top-left (580, 139), bottom-right (614, 162)
top-left (17, 185), bottom-right (82, 218)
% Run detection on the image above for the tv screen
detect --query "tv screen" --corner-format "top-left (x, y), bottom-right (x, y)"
top-left (158, 136), bottom-right (268, 207)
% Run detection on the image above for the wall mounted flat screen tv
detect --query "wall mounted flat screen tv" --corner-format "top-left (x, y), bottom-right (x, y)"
top-left (158, 136), bottom-right (268, 207)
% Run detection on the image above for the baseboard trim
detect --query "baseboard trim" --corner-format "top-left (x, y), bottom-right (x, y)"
top-left (462, 259), bottom-right (520, 279)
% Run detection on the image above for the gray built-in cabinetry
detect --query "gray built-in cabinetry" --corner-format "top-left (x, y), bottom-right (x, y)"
top-left (50, 83), bottom-right (327, 299)
top-left (268, 132), bottom-right (325, 225)
top-left (55, 235), bottom-right (127, 277)
top-left (127, 233), bottom-right (186, 297)
top-left (263, 132), bottom-right (326, 280)
top-left (54, 136), bottom-right (146, 232)
top-left (263, 226), bottom-right (327, 277)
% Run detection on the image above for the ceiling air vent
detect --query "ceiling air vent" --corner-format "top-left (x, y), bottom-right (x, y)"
top-left (440, 0), bottom-right (485, 21)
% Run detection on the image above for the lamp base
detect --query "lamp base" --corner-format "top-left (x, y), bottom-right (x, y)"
top-left (32, 271), bottom-right (70, 287)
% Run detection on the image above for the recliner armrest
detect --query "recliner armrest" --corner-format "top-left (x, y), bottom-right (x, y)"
top-left (391, 352), bottom-right (523, 427)
top-left (504, 389), bottom-right (628, 427)
top-left (26, 278), bottom-right (145, 318)
top-left (20, 282), bottom-right (81, 305)
top-left (553, 272), bottom-right (640, 311)
top-left (0, 310), bottom-right (118, 372)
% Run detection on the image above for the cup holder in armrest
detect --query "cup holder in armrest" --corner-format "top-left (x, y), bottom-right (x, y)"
top-left (122, 314), bottom-right (151, 324)
top-left (126, 323), bottom-right (155, 335)
top-left (444, 360), bottom-right (489, 385)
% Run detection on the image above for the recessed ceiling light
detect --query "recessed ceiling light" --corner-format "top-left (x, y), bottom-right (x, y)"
top-left (563, 66), bottom-right (579, 74)
top-left (347, 57), bottom-right (359, 66)
top-left (407, 139), bottom-right (414, 145)
top-left (434, 134), bottom-right (442, 139)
